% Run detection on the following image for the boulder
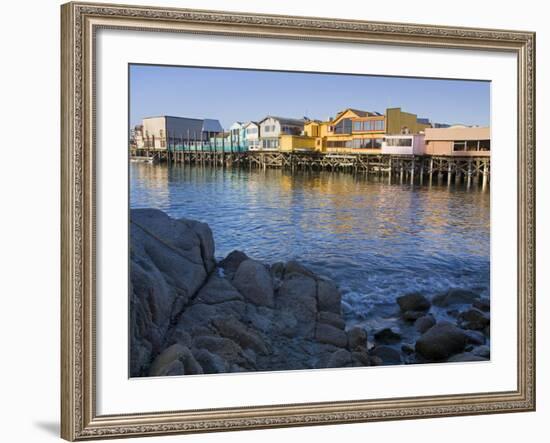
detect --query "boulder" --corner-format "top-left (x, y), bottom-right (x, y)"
top-left (432, 288), bottom-right (481, 307)
top-left (317, 310), bottom-right (345, 330)
top-left (219, 250), bottom-right (249, 276)
top-left (396, 292), bottom-right (431, 313)
top-left (211, 317), bottom-right (268, 355)
top-left (415, 322), bottom-right (468, 361)
top-left (232, 259), bottom-right (275, 307)
top-left (457, 308), bottom-right (490, 331)
top-left (401, 343), bottom-right (415, 355)
top-left (315, 323), bottom-right (348, 348)
top-left (464, 330), bottom-right (486, 345)
top-left (472, 345), bottom-right (491, 359)
top-left (447, 352), bottom-right (487, 363)
top-left (149, 344), bottom-right (203, 377)
top-left (351, 351), bottom-right (371, 366)
top-left (402, 310), bottom-right (426, 322)
top-left (347, 327), bottom-right (368, 351)
top-left (374, 328), bottom-right (402, 344)
top-left (325, 349), bottom-right (352, 368)
top-left (317, 278), bottom-right (342, 314)
top-left (370, 346), bottom-right (402, 365)
top-left (276, 273), bottom-right (318, 338)
top-left (473, 298), bottom-right (490, 312)
top-left (415, 315), bottom-right (436, 333)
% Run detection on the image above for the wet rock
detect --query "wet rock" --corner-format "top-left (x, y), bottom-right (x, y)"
top-left (317, 278), bottom-right (342, 314)
top-left (130, 209), bottom-right (216, 376)
top-left (219, 250), bottom-right (249, 276)
top-left (415, 322), bottom-right (468, 361)
top-left (318, 311), bottom-right (345, 330)
top-left (432, 288), bottom-right (481, 307)
top-left (415, 315), bottom-right (436, 333)
top-left (211, 317), bottom-right (268, 355)
top-left (401, 343), bottom-right (415, 355)
top-left (232, 259), bottom-right (275, 308)
top-left (285, 260), bottom-right (316, 278)
top-left (464, 330), bottom-right (486, 345)
top-left (351, 351), bottom-right (371, 366)
top-left (374, 328), bottom-right (402, 344)
top-left (149, 344), bottom-right (203, 377)
top-left (397, 292), bottom-right (431, 313)
top-left (402, 310), bottom-right (427, 322)
top-left (315, 323), bottom-right (348, 348)
top-left (457, 308), bottom-right (490, 331)
top-left (473, 298), bottom-right (490, 312)
top-left (193, 349), bottom-right (228, 374)
top-left (447, 352), bottom-right (487, 363)
top-left (370, 356), bottom-right (384, 366)
top-left (347, 327), bottom-right (368, 351)
top-left (370, 346), bottom-right (402, 365)
top-left (472, 345), bottom-right (491, 359)
top-left (276, 273), bottom-right (318, 338)
top-left (325, 349), bottom-right (352, 368)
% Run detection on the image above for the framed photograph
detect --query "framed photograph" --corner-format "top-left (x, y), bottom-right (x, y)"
top-left (61, 1), bottom-right (536, 440)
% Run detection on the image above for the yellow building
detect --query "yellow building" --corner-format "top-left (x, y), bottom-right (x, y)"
top-left (272, 107), bottom-right (433, 153)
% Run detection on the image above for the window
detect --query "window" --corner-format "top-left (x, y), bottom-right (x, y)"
top-left (353, 121), bottom-right (362, 132)
top-left (334, 119), bottom-right (352, 134)
top-left (467, 140), bottom-right (479, 151)
top-left (374, 120), bottom-right (385, 131)
top-left (387, 138), bottom-right (412, 147)
top-left (479, 140), bottom-right (490, 151)
top-left (453, 141), bottom-right (466, 151)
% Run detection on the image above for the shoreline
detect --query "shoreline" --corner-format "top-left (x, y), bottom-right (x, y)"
top-left (130, 209), bottom-right (490, 377)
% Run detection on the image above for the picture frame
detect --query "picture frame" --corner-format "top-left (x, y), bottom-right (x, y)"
top-left (60, 1), bottom-right (536, 440)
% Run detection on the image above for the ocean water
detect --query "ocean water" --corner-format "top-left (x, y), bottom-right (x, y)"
top-left (130, 163), bottom-right (490, 333)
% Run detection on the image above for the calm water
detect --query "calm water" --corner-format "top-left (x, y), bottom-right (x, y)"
top-left (130, 163), bottom-right (490, 331)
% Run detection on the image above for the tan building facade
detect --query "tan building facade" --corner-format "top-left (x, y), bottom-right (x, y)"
top-left (424, 126), bottom-right (491, 156)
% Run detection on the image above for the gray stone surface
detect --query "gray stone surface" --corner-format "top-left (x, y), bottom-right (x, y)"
top-left (415, 322), bottom-right (468, 361)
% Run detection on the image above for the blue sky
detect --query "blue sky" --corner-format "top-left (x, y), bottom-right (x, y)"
top-left (129, 64), bottom-right (490, 129)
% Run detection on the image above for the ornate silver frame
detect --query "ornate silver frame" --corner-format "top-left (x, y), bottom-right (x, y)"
top-left (61, 2), bottom-right (536, 440)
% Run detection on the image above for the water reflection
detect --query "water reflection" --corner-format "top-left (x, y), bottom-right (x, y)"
top-left (130, 163), bottom-right (490, 325)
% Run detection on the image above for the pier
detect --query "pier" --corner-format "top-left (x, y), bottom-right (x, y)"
top-left (130, 148), bottom-right (490, 186)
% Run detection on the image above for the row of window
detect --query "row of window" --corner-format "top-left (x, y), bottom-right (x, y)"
top-left (386, 138), bottom-right (413, 147)
top-left (453, 140), bottom-right (491, 152)
top-left (326, 138), bottom-right (384, 149)
top-left (353, 120), bottom-right (385, 132)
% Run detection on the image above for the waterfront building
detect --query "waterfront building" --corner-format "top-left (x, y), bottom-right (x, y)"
top-left (382, 134), bottom-right (426, 155)
top-left (259, 116), bottom-right (306, 150)
top-left (136, 115), bottom-right (223, 150)
top-left (243, 121), bottom-right (261, 151)
top-left (229, 121), bottom-right (246, 150)
top-left (280, 107), bottom-right (432, 153)
top-left (424, 126), bottom-right (490, 156)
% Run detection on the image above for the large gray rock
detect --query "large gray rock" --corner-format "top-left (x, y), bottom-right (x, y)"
top-left (149, 344), bottom-right (203, 377)
top-left (396, 293), bottom-right (431, 313)
top-left (374, 328), bottom-right (402, 344)
top-left (317, 278), bottom-right (342, 314)
top-left (219, 250), bottom-right (249, 276)
top-left (276, 273), bottom-right (318, 338)
top-left (457, 308), bottom-right (490, 331)
top-left (415, 314), bottom-right (436, 334)
top-left (130, 209), bottom-right (216, 377)
top-left (432, 288), bottom-right (481, 307)
top-left (347, 327), bottom-right (368, 351)
top-left (370, 346), bottom-right (402, 365)
top-left (315, 323), bottom-right (348, 348)
top-left (232, 259), bottom-right (275, 307)
top-left (415, 322), bottom-right (468, 361)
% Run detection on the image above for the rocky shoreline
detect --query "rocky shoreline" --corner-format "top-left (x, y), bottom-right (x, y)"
top-left (130, 209), bottom-right (490, 377)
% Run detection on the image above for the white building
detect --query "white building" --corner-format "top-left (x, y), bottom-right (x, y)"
top-left (259, 116), bottom-right (305, 150)
top-left (243, 121), bottom-right (261, 151)
top-left (382, 134), bottom-right (425, 155)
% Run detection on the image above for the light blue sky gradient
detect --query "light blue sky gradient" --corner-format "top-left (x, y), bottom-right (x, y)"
top-left (129, 64), bottom-right (490, 129)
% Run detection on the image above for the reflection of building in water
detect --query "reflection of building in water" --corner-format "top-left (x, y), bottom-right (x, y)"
top-left (131, 163), bottom-right (171, 208)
